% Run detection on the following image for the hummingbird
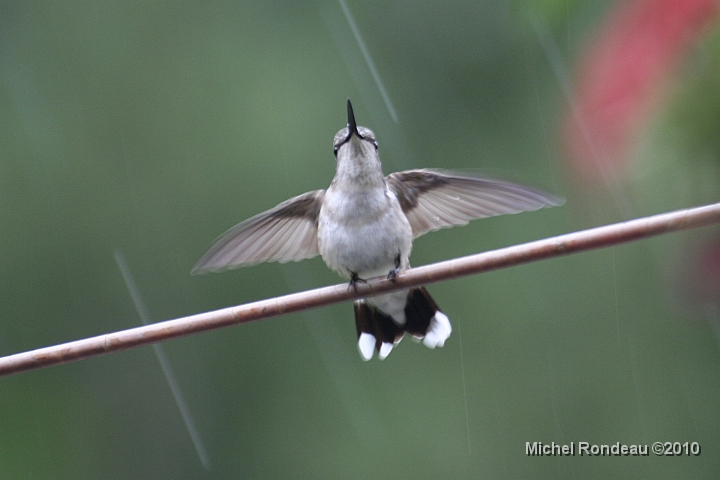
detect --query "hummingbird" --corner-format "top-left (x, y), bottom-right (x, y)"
top-left (193, 100), bottom-right (561, 361)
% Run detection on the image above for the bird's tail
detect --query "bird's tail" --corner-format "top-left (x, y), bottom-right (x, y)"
top-left (354, 287), bottom-right (451, 361)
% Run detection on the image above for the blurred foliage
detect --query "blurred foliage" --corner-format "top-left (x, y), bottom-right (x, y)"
top-left (0, 1), bottom-right (719, 479)
top-left (631, 18), bottom-right (720, 215)
top-left (665, 27), bottom-right (720, 162)
top-left (512, 0), bottom-right (585, 29)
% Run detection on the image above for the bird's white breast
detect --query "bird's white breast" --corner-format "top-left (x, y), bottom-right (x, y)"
top-left (317, 186), bottom-right (412, 279)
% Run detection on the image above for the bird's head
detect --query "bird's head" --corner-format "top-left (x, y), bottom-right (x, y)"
top-left (332, 100), bottom-right (383, 185)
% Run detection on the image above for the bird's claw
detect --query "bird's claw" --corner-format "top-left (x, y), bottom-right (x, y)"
top-left (348, 272), bottom-right (367, 292)
top-left (387, 252), bottom-right (402, 282)
top-left (387, 269), bottom-right (399, 283)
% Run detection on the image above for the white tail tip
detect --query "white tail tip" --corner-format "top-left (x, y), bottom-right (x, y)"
top-left (422, 311), bottom-right (452, 349)
top-left (378, 342), bottom-right (394, 360)
top-left (358, 333), bottom-right (376, 361)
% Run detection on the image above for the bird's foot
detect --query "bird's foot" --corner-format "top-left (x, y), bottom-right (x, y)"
top-left (387, 268), bottom-right (400, 283)
top-left (387, 252), bottom-right (402, 282)
top-left (348, 272), bottom-right (367, 292)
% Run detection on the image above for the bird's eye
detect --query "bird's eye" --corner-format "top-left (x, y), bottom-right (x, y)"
top-left (333, 146), bottom-right (339, 156)
top-left (373, 141), bottom-right (378, 151)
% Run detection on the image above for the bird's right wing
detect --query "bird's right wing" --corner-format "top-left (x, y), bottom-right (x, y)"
top-left (192, 190), bottom-right (325, 274)
top-left (386, 170), bottom-right (563, 238)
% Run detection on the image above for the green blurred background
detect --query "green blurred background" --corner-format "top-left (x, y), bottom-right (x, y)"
top-left (1, 1), bottom-right (719, 478)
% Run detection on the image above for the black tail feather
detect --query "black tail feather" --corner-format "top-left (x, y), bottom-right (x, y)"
top-left (354, 301), bottom-right (402, 351)
top-left (404, 287), bottom-right (440, 338)
top-left (354, 287), bottom-right (446, 360)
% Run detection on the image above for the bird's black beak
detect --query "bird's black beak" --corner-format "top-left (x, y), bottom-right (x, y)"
top-left (346, 99), bottom-right (362, 141)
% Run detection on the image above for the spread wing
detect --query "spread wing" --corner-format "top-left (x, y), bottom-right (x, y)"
top-left (386, 170), bottom-right (563, 238)
top-left (192, 190), bottom-right (325, 274)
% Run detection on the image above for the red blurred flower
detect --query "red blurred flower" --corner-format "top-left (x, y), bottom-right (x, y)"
top-left (563, 0), bottom-right (720, 180)
top-left (694, 243), bottom-right (720, 303)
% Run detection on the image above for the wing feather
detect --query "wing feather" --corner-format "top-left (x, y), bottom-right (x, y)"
top-left (387, 170), bottom-right (563, 238)
top-left (192, 190), bottom-right (324, 273)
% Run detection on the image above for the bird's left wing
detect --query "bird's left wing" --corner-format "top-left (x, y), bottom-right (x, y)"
top-left (386, 170), bottom-right (563, 238)
top-left (192, 190), bottom-right (325, 274)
